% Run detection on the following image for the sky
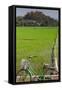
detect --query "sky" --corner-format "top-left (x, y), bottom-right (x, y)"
top-left (16, 8), bottom-right (59, 20)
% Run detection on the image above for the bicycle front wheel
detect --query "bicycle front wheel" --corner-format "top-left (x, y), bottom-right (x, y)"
top-left (16, 69), bottom-right (32, 82)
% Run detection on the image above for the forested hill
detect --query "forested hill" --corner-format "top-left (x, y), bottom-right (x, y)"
top-left (16, 11), bottom-right (58, 26)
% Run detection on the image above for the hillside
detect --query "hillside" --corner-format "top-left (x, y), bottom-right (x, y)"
top-left (16, 11), bottom-right (58, 26)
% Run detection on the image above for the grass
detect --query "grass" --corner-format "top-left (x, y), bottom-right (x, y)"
top-left (16, 27), bottom-right (58, 75)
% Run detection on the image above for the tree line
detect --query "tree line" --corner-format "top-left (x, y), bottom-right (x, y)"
top-left (16, 11), bottom-right (58, 26)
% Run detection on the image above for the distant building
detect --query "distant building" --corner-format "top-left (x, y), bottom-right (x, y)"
top-left (20, 19), bottom-right (40, 26)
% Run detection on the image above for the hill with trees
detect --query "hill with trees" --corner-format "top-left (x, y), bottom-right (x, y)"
top-left (16, 11), bottom-right (58, 26)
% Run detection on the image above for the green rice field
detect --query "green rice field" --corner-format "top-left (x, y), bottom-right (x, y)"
top-left (16, 27), bottom-right (58, 76)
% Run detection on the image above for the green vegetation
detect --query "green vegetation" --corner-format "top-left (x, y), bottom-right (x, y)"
top-left (16, 11), bottom-right (58, 26)
top-left (16, 27), bottom-right (58, 75)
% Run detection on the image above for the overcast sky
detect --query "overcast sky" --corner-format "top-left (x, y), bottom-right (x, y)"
top-left (16, 8), bottom-right (59, 20)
